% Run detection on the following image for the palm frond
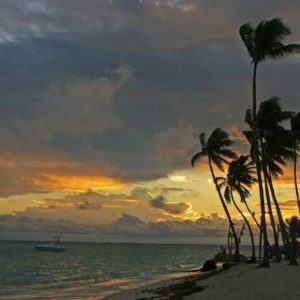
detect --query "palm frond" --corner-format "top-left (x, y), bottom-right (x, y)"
top-left (199, 133), bottom-right (206, 149)
top-left (218, 148), bottom-right (237, 160)
top-left (216, 176), bottom-right (226, 188)
top-left (291, 112), bottom-right (300, 141)
top-left (224, 187), bottom-right (232, 203)
top-left (239, 23), bottom-right (255, 58)
top-left (210, 154), bottom-right (225, 172)
top-left (267, 44), bottom-right (300, 60)
top-left (191, 152), bottom-right (205, 167)
top-left (245, 109), bottom-right (254, 128)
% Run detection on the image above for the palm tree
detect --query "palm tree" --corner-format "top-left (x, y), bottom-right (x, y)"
top-left (242, 197), bottom-right (260, 229)
top-left (239, 18), bottom-right (300, 267)
top-left (191, 128), bottom-right (239, 260)
top-left (291, 113), bottom-right (300, 214)
top-left (244, 98), bottom-right (294, 261)
top-left (217, 155), bottom-right (257, 262)
top-left (286, 216), bottom-right (300, 265)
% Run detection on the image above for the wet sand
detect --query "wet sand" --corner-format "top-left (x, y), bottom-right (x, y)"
top-left (104, 261), bottom-right (300, 300)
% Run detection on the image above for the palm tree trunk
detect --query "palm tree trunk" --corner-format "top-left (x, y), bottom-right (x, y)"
top-left (260, 139), bottom-right (280, 262)
top-left (244, 200), bottom-right (260, 229)
top-left (208, 157), bottom-right (240, 261)
top-left (266, 171), bottom-right (291, 260)
top-left (258, 216), bottom-right (262, 265)
top-left (252, 62), bottom-right (269, 267)
top-left (262, 166), bottom-right (281, 262)
top-left (293, 145), bottom-right (300, 215)
top-left (231, 191), bottom-right (256, 263)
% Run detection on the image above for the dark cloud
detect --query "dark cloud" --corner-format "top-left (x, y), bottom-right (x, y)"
top-left (96, 213), bottom-right (245, 238)
top-left (0, 211), bottom-right (254, 243)
top-left (0, 0), bottom-right (300, 191)
top-left (149, 196), bottom-right (191, 215)
top-left (0, 214), bottom-right (98, 234)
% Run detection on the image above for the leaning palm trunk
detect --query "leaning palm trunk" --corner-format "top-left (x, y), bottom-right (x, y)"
top-left (208, 158), bottom-right (240, 261)
top-left (293, 145), bottom-right (300, 215)
top-left (262, 166), bottom-right (280, 262)
top-left (231, 192), bottom-right (256, 262)
top-left (266, 172), bottom-right (291, 260)
top-left (244, 200), bottom-right (260, 229)
top-left (252, 63), bottom-right (269, 267)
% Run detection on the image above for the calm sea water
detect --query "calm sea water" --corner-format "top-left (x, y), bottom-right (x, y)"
top-left (0, 241), bottom-right (252, 299)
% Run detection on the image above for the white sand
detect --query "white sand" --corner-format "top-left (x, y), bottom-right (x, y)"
top-left (186, 262), bottom-right (300, 300)
top-left (104, 262), bottom-right (300, 300)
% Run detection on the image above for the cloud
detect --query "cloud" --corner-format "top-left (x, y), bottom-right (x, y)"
top-left (30, 173), bottom-right (126, 192)
top-left (0, 211), bottom-right (251, 244)
top-left (30, 64), bottom-right (132, 137)
top-left (102, 212), bottom-right (243, 237)
top-left (152, 125), bottom-right (197, 164)
top-left (0, 214), bottom-right (98, 234)
top-left (0, 0), bottom-right (235, 48)
top-left (130, 187), bottom-right (152, 201)
top-left (14, 187), bottom-right (157, 224)
top-left (0, 150), bottom-right (124, 196)
top-left (1, 0), bottom-right (300, 223)
top-left (149, 196), bottom-right (191, 215)
top-left (278, 200), bottom-right (298, 217)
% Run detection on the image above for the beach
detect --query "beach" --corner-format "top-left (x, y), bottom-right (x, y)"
top-left (105, 261), bottom-right (300, 300)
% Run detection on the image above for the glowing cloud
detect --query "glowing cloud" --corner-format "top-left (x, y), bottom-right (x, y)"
top-left (168, 175), bottom-right (188, 182)
top-left (30, 174), bottom-right (126, 192)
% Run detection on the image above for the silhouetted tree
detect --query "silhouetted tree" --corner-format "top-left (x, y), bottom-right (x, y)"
top-left (239, 18), bottom-right (300, 267)
top-left (217, 155), bottom-right (257, 263)
top-left (191, 128), bottom-right (239, 261)
top-left (286, 216), bottom-right (300, 265)
top-left (244, 98), bottom-right (294, 261)
top-left (291, 113), bottom-right (300, 214)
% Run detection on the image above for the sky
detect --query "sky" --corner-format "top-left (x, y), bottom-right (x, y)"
top-left (0, 0), bottom-right (300, 244)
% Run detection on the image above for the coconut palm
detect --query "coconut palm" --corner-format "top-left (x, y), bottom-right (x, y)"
top-left (286, 216), bottom-right (300, 265)
top-left (291, 113), bottom-right (300, 214)
top-left (217, 155), bottom-right (257, 262)
top-left (244, 98), bottom-right (294, 261)
top-left (239, 18), bottom-right (300, 267)
top-left (244, 199), bottom-right (260, 229)
top-left (191, 128), bottom-right (239, 260)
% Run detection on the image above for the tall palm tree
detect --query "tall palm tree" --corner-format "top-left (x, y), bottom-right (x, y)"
top-left (244, 98), bottom-right (294, 261)
top-left (191, 128), bottom-right (239, 260)
top-left (239, 18), bottom-right (300, 267)
top-left (217, 155), bottom-right (257, 263)
top-left (291, 113), bottom-right (300, 214)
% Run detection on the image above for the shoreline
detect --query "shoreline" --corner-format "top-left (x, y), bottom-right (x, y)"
top-left (104, 261), bottom-right (300, 300)
top-left (103, 263), bottom-right (230, 300)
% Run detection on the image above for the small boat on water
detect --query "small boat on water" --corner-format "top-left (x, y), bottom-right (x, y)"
top-left (35, 231), bottom-right (65, 252)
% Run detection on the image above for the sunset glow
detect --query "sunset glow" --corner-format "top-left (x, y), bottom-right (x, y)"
top-left (30, 174), bottom-right (126, 192)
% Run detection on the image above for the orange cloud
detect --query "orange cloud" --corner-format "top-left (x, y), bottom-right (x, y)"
top-left (227, 126), bottom-right (249, 146)
top-left (30, 174), bottom-right (126, 192)
top-left (0, 150), bottom-right (126, 196)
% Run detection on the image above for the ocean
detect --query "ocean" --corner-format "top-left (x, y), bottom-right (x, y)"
top-left (0, 241), bottom-right (252, 299)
